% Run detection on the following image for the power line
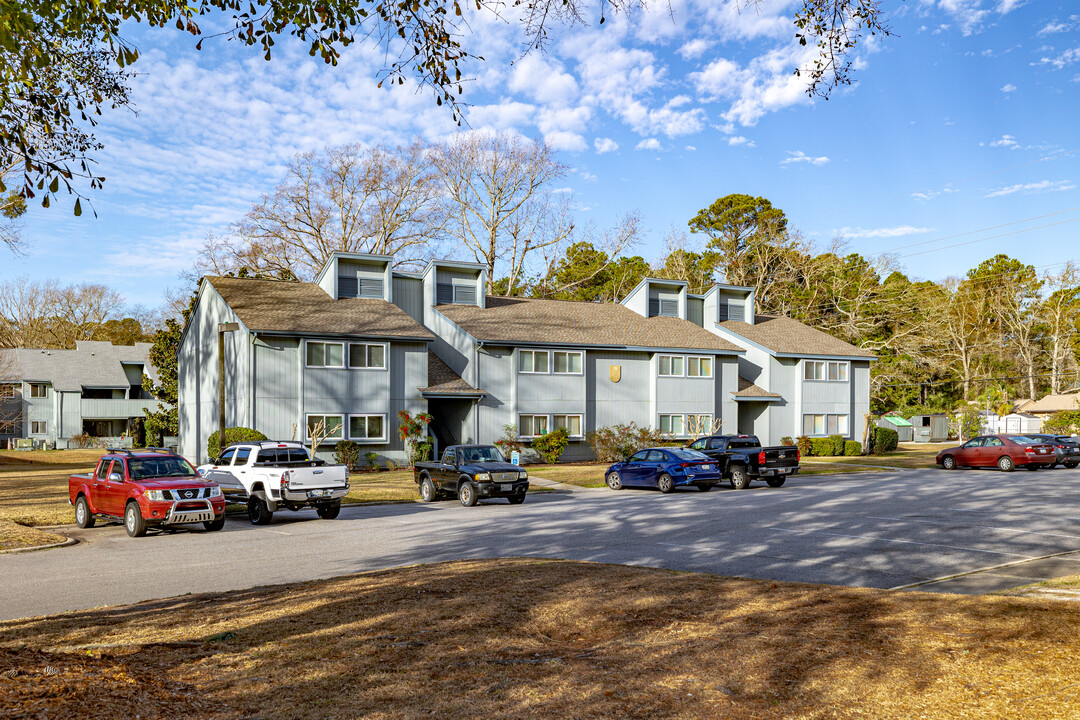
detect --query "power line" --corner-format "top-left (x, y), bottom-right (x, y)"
top-left (897, 216), bottom-right (1080, 259)
top-left (875, 370), bottom-right (1080, 389)
top-left (883, 205), bottom-right (1080, 253)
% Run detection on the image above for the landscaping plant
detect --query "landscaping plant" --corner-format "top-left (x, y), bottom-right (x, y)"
top-left (398, 410), bottom-right (433, 467)
top-left (587, 422), bottom-right (670, 463)
top-left (334, 440), bottom-right (361, 470)
top-left (531, 427), bottom-right (570, 464)
top-left (364, 451), bottom-right (380, 469)
top-left (207, 427), bottom-right (267, 459)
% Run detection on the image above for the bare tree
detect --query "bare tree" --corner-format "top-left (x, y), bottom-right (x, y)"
top-left (0, 278), bottom-right (124, 349)
top-left (434, 132), bottom-right (570, 292)
top-left (532, 213), bottom-right (643, 298)
top-left (197, 140), bottom-right (446, 282)
top-left (1041, 263), bottom-right (1080, 395)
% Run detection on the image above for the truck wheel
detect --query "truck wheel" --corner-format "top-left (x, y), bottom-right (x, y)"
top-left (730, 466), bottom-right (751, 490)
top-left (419, 476), bottom-right (437, 502)
top-left (458, 481), bottom-right (478, 507)
top-left (657, 473), bottom-right (675, 494)
top-left (316, 502), bottom-right (341, 519)
top-left (248, 493), bottom-right (274, 525)
top-left (75, 495), bottom-right (95, 528)
top-left (606, 472), bottom-right (623, 490)
top-left (124, 501), bottom-right (147, 537)
top-left (203, 515), bottom-right (226, 531)
top-left (507, 493), bottom-right (526, 505)
top-left (766, 477), bottom-right (786, 488)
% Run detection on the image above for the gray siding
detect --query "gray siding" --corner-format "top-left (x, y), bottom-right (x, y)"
top-left (687, 297), bottom-right (704, 326)
top-left (61, 391), bottom-right (82, 439)
top-left (24, 383), bottom-right (53, 438)
top-left (392, 276), bottom-right (424, 324)
top-left (621, 284), bottom-right (648, 317)
top-left (252, 337), bottom-right (301, 442)
top-left (587, 351), bottom-right (652, 429)
top-left (717, 357), bottom-right (739, 437)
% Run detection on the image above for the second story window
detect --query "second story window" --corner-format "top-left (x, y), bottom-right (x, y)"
top-left (553, 351), bottom-right (583, 374)
top-left (658, 355), bottom-right (684, 377)
top-left (687, 356), bottom-right (713, 378)
top-left (306, 341), bottom-right (345, 368)
top-left (30, 383), bottom-right (47, 398)
top-left (805, 360), bottom-right (848, 381)
top-left (349, 343), bottom-right (386, 370)
top-left (519, 350), bottom-right (549, 374)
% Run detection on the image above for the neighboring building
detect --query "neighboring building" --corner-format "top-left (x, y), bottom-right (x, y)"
top-left (910, 414), bottom-right (950, 443)
top-left (877, 415), bottom-right (914, 443)
top-left (1021, 393), bottom-right (1080, 419)
top-left (0, 341), bottom-right (163, 448)
top-left (178, 252), bottom-right (875, 462)
top-left (988, 412), bottom-right (1043, 435)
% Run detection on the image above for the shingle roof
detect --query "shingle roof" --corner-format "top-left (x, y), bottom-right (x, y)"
top-left (733, 376), bottom-right (782, 398)
top-left (419, 352), bottom-right (486, 396)
top-left (720, 315), bottom-right (876, 358)
top-left (436, 296), bottom-right (742, 352)
top-left (10, 341), bottom-right (156, 392)
top-left (206, 276), bottom-right (434, 340)
top-left (1023, 393), bottom-right (1080, 414)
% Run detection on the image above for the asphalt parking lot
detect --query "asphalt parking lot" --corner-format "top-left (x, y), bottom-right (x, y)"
top-left (4, 465), bottom-right (1080, 619)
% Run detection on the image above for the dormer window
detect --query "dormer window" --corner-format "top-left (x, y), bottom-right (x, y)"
top-left (436, 281), bottom-right (477, 305)
top-left (338, 264), bottom-right (385, 299)
top-left (718, 298), bottom-right (745, 322)
top-left (649, 288), bottom-right (679, 317)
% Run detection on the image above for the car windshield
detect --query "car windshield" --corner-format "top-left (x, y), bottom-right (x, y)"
top-left (1006, 436), bottom-right (1037, 445)
top-left (669, 449), bottom-right (710, 460)
top-left (129, 456), bottom-right (198, 480)
top-left (460, 446), bottom-right (505, 463)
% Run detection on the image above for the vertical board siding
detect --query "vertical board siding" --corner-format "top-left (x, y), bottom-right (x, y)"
top-left (587, 351), bottom-right (652, 430)
top-left (655, 375), bottom-right (716, 416)
top-left (476, 347), bottom-right (514, 445)
top-left (687, 298), bottom-right (704, 326)
top-left (392, 277), bottom-right (424, 324)
top-left (61, 391), bottom-right (82, 439)
top-left (253, 338), bottom-right (300, 442)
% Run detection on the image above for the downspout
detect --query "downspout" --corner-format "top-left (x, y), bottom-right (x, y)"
top-left (475, 341), bottom-right (484, 442)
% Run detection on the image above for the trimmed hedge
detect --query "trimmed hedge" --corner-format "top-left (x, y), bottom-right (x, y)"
top-left (809, 438), bottom-right (832, 456)
top-left (827, 434), bottom-right (845, 456)
top-left (844, 440), bottom-right (862, 456)
top-left (531, 427), bottom-right (570, 464)
top-left (869, 426), bottom-right (899, 454)
top-left (207, 426), bottom-right (268, 460)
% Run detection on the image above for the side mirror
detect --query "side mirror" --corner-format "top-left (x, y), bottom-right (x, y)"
top-left (108, 472), bottom-right (122, 482)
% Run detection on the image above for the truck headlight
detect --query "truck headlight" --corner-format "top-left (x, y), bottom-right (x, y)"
top-left (518, 471), bottom-right (528, 480)
top-left (475, 472), bottom-right (491, 482)
top-left (208, 486), bottom-right (222, 498)
top-left (144, 490), bottom-right (169, 501)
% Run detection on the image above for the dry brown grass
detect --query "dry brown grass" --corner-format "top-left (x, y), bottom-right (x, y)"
top-left (0, 519), bottom-right (65, 551)
top-left (801, 442), bottom-right (953, 470)
top-left (528, 463), bottom-right (608, 487)
top-left (3, 559), bottom-right (1080, 719)
top-left (0, 450), bottom-right (104, 527)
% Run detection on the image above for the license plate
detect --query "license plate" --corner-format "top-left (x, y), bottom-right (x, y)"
top-left (500, 484), bottom-right (512, 492)
top-left (308, 489), bottom-right (330, 498)
top-left (702, 465), bottom-right (713, 470)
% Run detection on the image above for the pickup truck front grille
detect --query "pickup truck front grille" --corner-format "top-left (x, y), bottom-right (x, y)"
top-left (491, 472), bottom-right (519, 482)
top-left (168, 488), bottom-right (208, 500)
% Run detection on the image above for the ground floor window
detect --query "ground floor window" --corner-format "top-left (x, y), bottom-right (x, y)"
top-left (802, 413), bottom-right (849, 436)
top-left (552, 414), bottom-right (583, 437)
top-left (30, 420), bottom-right (47, 434)
top-left (307, 414), bottom-right (344, 441)
top-left (348, 414), bottom-right (386, 442)
top-left (519, 414), bottom-right (549, 438)
top-left (658, 414), bottom-right (686, 436)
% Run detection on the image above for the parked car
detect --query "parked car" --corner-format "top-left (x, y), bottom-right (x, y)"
top-left (1019, 434), bottom-right (1080, 468)
top-left (414, 445), bottom-right (529, 506)
top-left (605, 447), bottom-right (720, 493)
top-left (685, 434), bottom-right (800, 489)
top-left (69, 448), bottom-right (226, 537)
top-left (197, 441), bottom-right (350, 524)
top-left (936, 435), bottom-right (1056, 472)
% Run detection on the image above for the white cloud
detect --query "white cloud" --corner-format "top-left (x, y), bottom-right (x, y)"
top-left (911, 187), bottom-right (959, 201)
top-left (685, 145), bottom-right (696, 151)
top-left (678, 39), bottom-right (712, 60)
top-left (837, 226), bottom-right (934, 239)
top-left (780, 150), bottom-right (830, 166)
top-left (727, 135), bottom-right (754, 147)
top-left (985, 180), bottom-right (1076, 197)
top-left (1001, 83), bottom-right (1017, 92)
top-left (636, 138), bottom-right (661, 151)
top-left (997, 0), bottom-right (1024, 13)
top-left (594, 137), bottom-right (619, 154)
top-left (691, 43), bottom-right (819, 126)
top-left (543, 131), bottom-right (588, 152)
top-left (937, 0), bottom-right (990, 35)
top-left (508, 54), bottom-right (579, 107)
top-left (990, 134), bottom-right (1019, 148)
top-left (1036, 47), bottom-right (1080, 69)
top-left (579, 171), bottom-right (598, 182)
top-left (1038, 21), bottom-right (1069, 35)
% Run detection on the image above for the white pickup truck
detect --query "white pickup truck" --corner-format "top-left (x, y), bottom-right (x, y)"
top-left (197, 441), bottom-right (350, 524)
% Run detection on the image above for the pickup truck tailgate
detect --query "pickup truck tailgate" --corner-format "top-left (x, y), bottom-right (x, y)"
top-left (762, 447), bottom-right (799, 469)
top-left (285, 466), bottom-right (349, 490)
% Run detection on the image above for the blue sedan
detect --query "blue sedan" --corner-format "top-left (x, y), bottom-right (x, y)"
top-left (605, 447), bottom-right (721, 493)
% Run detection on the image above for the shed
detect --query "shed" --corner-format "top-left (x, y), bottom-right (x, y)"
top-left (877, 415), bottom-right (913, 442)
top-left (1000, 412), bottom-right (1043, 435)
top-left (909, 414), bottom-right (949, 443)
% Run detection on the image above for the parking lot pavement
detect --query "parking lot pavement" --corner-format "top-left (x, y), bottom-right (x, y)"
top-left (5, 465), bottom-right (1080, 619)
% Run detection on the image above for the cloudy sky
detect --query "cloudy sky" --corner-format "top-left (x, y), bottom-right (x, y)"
top-left (12, 0), bottom-right (1080, 308)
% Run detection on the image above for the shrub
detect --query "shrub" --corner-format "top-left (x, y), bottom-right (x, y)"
top-left (828, 434), bottom-right (845, 456)
top-left (413, 439), bottom-right (433, 464)
top-left (70, 433), bottom-right (93, 449)
top-left (334, 440), bottom-right (361, 470)
top-left (207, 427), bottom-right (267, 460)
top-left (844, 440), bottom-right (862, 456)
top-left (493, 424), bottom-right (525, 457)
top-left (869, 426), bottom-right (898, 454)
top-left (531, 427), bottom-right (570, 464)
top-left (780, 436), bottom-right (794, 446)
top-left (809, 438), bottom-right (833, 456)
top-left (1043, 410), bottom-right (1080, 435)
top-left (364, 451), bottom-right (379, 469)
top-left (795, 435), bottom-right (812, 457)
top-left (397, 411), bottom-right (433, 467)
top-left (587, 422), bottom-right (671, 463)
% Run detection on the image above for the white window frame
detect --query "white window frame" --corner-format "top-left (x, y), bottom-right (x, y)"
top-left (552, 351), bottom-right (584, 375)
top-left (827, 361), bottom-right (849, 382)
top-left (305, 341), bottom-right (345, 369)
top-left (30, 420), bottom-right (47, 434)
top-left (686, 413), bottom-right (714, 432)
top-left (306, 414), bottom-right (345, 441)
top-left (347, 414), bottom-right (387, 442)
top-left (348, 342), bottom-right (387, 370)
top-left (518, 414), bottom-right (549, 438)
top-left (687, 356), bottom-right (713, 378)
top-left (552, 414), bottom-right (584, 437)
top-left (658, 355), bottom-right (685, 377)
top-left (658, 414), bottom-right (686, 436)
top-left (804, 361), bottom-right (825, 381)
top-left (802, 413), bottom-right (849, 436)
top-left (29, 383), bottom-right (48, 398)
top-left (518, 350), bottom-right (550, 374)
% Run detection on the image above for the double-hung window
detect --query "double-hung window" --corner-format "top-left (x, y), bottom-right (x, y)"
top-left (658, 355), bottom-right (685, 377)
top-left (519, 414), bottom-right (549, 437)
top-left (802, 414), bottom-right (849, 436)
top-left (307, 414), bottom-right (344, 441)
top-left (30, 383), bottom-right (47, 398)
top-left (659, 414), bottom-right (685, 435)
top-left (519, 350), bottom-right (549, 374)
top-left (349, 414), bottom-right (386, 442)
top-left (687, 356), bottom-right (713, 377)
top-left (552, 351), bottom-right (583, 374)
top-left (348, 343), bottom-right (386, 369)
top-left (552, 414), bottom-right (583, 437)
top-left (31, 420), bottom-right (47, 434)
top-left (804, 361), bottom-right (825, 381)
top-left (805, 360), bottom-right (848, 381)
top-left (306, 342), bottom-right (344, 368)
top-left (827, 361), bottom-right (848, 381)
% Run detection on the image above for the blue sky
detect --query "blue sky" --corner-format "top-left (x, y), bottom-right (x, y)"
top-left (11, 0), bottom-right (1080, 309)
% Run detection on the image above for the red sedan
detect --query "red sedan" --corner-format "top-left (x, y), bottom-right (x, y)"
top-left (936, 435), bottom-right (1056, 472)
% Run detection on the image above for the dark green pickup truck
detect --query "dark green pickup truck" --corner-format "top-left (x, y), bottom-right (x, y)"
top-left (413, 444), bottom-right (529, 507)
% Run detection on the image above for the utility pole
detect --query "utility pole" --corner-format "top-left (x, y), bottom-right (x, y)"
top-left (217, 322), bottom-right (239, 457)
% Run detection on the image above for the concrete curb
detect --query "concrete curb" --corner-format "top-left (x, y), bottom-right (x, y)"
top-left (0, 535), bottom-right (77, 555)
top-left (800, 461), bottom-right (917, 472)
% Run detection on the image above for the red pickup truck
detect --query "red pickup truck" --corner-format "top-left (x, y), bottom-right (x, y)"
top-left (69, 448), bottom-right (226, 537)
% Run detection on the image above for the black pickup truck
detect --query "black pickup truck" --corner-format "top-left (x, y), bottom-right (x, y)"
top-left (414, 444), bottom-right (529, 507)
top-left (686, 435), bottom-right (800, 489)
